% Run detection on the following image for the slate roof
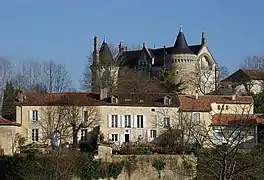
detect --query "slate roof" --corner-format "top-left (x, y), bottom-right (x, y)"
top-left (173, 31), bottom-right (194, 54)
top-left (99, 42), bottom-right (114, 65)
top-left (120, 44), bottom-right (202, 68)
top-left (178, 95), bottom-right (253, 112)
top-left (221, 69), bottom-right (264, 83)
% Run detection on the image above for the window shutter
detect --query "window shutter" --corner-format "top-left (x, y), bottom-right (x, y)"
top-left (133, 115), bottom-right (137, 128)
top-left (118, 115), bottom-right (121, 128)
top-left (143, 115), bottom-right (147, 128)
top-left (108, 134), bottom-right (112, 142)
top-left (122, 115), bottom-right (125, 128)
top-left (119, 134), bottom-right (124, 144)
top-left (108, 115), bottom-right (112, 128)
top-left (37, 110), bottom-right (41, 121)
top-left (28, 110), bottom-right (33, 121)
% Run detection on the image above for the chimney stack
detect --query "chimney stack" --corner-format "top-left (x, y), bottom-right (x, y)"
top-left (195, 90), bottom-right (199, 100)
top-left (119, 41), bottom-right (125, 53)
top-left (93, 36), bottom-right (99, 64)
top-left (232, 94), bottom-right (236, 100)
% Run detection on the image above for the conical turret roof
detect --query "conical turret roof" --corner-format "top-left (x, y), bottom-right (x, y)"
top-left (172, 25), bottom-right (194, 54)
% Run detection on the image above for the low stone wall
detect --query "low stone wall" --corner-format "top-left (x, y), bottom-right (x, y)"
top-left (103, 154), bottom-right (196, 180)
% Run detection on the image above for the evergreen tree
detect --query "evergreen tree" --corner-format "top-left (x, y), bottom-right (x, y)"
top-left (2, 82), bottom-right (17, 121)
top-left (253, 92), bottom-right (264, 113)
top-left (159, 66), bottom-right (185, 93)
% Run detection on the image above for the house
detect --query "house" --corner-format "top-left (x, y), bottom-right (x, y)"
top-left (0, 115), bottom-right (21, 155)
top-left (14, 91), bottom-right (260, 149)
top-left (178, 94), bottom-right (258, 148)
top-left (15, 92), bottom-right (181, 146)
top-left (220, 69), bottom-right (264, 95)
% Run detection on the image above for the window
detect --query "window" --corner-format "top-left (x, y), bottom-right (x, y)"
top-left (32, 129), bottom-right (39, 142)
top-left (217, 105), bottom-right (221, 110)
top-left (83, 111), bottom-right (88, 121)
top-left (150, 130), bottom-right (157, 139)
top-left (164, 117), bottom-right (170, 128)
top-left (111, 96), bottom-right (118, 104)
top-left (81, 129), bottom-right (88, 141)
top-left (192, 113), bottom-right (200, 123)
top-left (137, 115), bottom-right (144, 128)
top-left (225, 105), bottom-right (229, 110)
top-left (164, 97), bottom-right (171, 105)
top-left (32, 110), bottom-right (38, 121)
top-left (111, 115), bottom-right (118, 128)
top-left (111, 134), bottom-right (118, 142)
top-left (151, 109), bottom-right (155, 112)
top-left (124, 115), bottom-right (131, 128)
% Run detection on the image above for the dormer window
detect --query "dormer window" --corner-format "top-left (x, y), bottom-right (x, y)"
top-left (164, 96), bottom-right (171, 105)
top-left (111, 96), bottom-right (118, 104)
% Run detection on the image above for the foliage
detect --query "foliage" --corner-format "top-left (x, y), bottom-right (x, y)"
top-left (1, 81), bottom-right (17, 121)
top-left (253, 92), bottom-right (264, 113)
top-left (122, 155), bottom-right (138, 179)
top-left (152, 157), bottom-right (166, 179)
top-left (159, 67), bottom-right (185, 93)
top-left (119, 143), bottom-right (153, 155)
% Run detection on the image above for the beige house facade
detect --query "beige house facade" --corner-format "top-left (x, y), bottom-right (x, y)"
top-left (13, 92), bottom-right (260, 151)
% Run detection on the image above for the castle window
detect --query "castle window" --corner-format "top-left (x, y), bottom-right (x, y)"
top-left (176, 71), bottom-right (179, 74)
top-left (178, 60), bottom-right (180, 63)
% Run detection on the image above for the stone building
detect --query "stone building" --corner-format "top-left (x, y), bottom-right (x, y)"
top-left (91, 25), bottom-right (219, 95)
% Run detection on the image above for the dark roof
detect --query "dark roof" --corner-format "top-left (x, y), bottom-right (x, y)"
top-left (99, 42), bottom-right (114, 65)
top-left (20, 92), bottom-right (180, 107)
top-left (173, 31), bottom-right (194, 54)
top-left (119, 44), bottom-right (202, 68)
top-left (0, 116), bottom-right (21, 126)
top-left (221, 69), bottom-right (264, 84)
top-left (178, 95), bottom-right (253, 112)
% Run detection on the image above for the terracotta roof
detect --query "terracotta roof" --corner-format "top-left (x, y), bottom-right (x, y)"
top-left (212, 114), bottom-right (264, 125)
top-left (178, 95), bottom-right (253, 112)
top-left (0, 116), bottom-right (21, 126)
top-left (20, 92), bottom-right (180, 107)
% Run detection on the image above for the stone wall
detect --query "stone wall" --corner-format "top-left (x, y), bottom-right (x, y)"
top-left (102, 154), bottom-right (197, 180)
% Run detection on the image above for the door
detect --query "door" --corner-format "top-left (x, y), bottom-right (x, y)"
top-left (125, 134), bottom-right (129, 143)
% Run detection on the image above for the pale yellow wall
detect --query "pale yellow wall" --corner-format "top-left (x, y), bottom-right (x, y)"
top-left (0, 126), bottom-right (21, 155)
top-left (211, 103), bottom-right (253, 115)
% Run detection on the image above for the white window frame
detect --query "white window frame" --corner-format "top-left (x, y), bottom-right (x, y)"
top-left (163, 117), bottom-right (170, 128)
top-left (150, 130), bottom-right (157, 139)
top-left (137, 115), bottom-right (144, 128)
top-left (32, 110), bottom-right (38, 121)
top-left (111, 115), bottom-right (118, 128)
top-left (32, 129), bottom-right (39, 142)
top-left (111, 134), bottom-right (118, 142)
top-left (192, 112), bottom-right (200, 123)
top-left (124, 115), bottom-right (131, 128)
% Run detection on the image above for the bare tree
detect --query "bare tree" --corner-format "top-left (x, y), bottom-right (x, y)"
top-left (38, 106), bottom-right (71, 145)
top-left (12, 59), bottom-right (71, 93)
top-left (64, 103), bottom-right (101, 149)
top-left (242, 55), bottom-right (264, 70)
top-left (218, 66), bottom-right (229, 81)
top-left (0, 57), bottom-right (12, 110)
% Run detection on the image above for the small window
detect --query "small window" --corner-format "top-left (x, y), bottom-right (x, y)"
top-left (32, 129), bottom-right (39, 142)
top-left (140, 99), bottom-right (144, 103)
top-left (83, 111), bottom-right (88, 121)
top-left (151, 108), bottom-right (155, 112)
top-left (111, 134), bottom-right (118, 142)
top-left (81, 129), bottom-right (88, 141)
top-left (111, 115), bottom-right (118, 128)
top-left (164, 96), bottom-right (171, 105)
top-left (225, 105), bottom-right (229, 110)
top-left (217, 105), bottom-right (221, 110)
top-left (150, 130), bottom-right (157, 139)
top-left (111, 96), bottom-right (118, 104)
top-left (164, 117), bottom-right (171, 128)
top-left (124, 115), bottom-right (131, 128)
top-left (176, 70), bottom-right (179, 74)
top-left (32, 110), bottom-right (38, 121)
top-left (192, 113), bottom-right (200, 123)
top-left (137, 115), bottom-right (144, 128)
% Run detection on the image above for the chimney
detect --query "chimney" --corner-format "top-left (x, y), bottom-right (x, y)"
top-left (119, 41), bottom-right (125, 53)
top-left (94, 36), bottom-right (99, 53)
top-left (100, 88), bottom-right (108, 100)
top-left (15, 91), bottom-right (24, 104)
top-left (232, 94), bottom-right (236, 100)
top-left (93, 36), bottom-right (99, 64)
top-left (195, 90), bottom-right (199, 100)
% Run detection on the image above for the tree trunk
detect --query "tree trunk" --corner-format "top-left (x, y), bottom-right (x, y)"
top-left (72, 126), bottom-right (78, 149)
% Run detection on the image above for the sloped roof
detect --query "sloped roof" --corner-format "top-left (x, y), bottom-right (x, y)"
top-left (212, 114), bottom-right (264, 125)
top-left (0, 116), bottom-right (21, 126)
top-left (99, 42), bottom-right (114, 65)
top-left (173, 31), bottom-right (194, 54)
top-left (222, 69), bottom-right (264, 83)
top-left (20, 92), bottom-right (180, 107)
top-left (178, 95), bottom-right (253, 112)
